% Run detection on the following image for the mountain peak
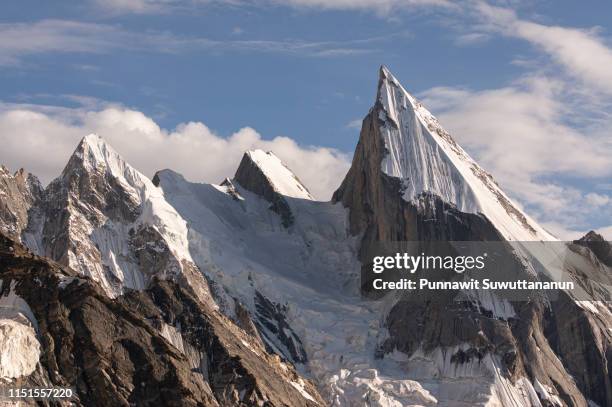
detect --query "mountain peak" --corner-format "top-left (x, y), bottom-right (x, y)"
top-left (75, 133), bottom-right (111, 159)
top-left (378, 65), bottom-right (395, 82)
top-left (233, 149), bottom-right (312, 228)
top-left (81, 132), bottom-right (104, 145)
top-left (238, 150), bottom-right (313, 200)
top-left (64, 133), bottom-right (138, 184)
top-left (75, 133), bottom-right (117, 162)
top-left (338, 67), bottom-right (555, 241)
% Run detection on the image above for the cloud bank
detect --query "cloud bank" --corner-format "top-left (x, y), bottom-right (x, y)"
top-left (0, 104), bottom-right (350, 200)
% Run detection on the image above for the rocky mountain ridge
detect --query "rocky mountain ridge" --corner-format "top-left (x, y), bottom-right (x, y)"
top-left (0, 232), bottom-right (323, 406)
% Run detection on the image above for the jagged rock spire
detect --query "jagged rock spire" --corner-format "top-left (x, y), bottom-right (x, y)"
top-left (233, 149), bottom-right (313, 227)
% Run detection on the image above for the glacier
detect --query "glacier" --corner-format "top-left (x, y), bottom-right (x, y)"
top-left (156, 168), bottom-right (441, 406)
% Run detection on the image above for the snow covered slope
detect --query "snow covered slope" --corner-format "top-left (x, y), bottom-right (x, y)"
top-left (377, 66), bottom-right (555, 241)
top-left (22, 134), bottom-right (214, 304)
top-left (156, 168), bottom-right (440, 406)
top-left (0, 280), bottom-right (40, 381)
top-left (243, 150), bottom-right (314, 200)
top-left (232, 150), bottom-right (314, 228)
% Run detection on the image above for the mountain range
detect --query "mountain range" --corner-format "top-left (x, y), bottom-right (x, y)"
top-left (0, 67), bottom-right (610, 407)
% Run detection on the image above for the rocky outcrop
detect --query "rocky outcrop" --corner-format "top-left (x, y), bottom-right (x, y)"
top-left (574, 230), bottom-right (612, 266)
top-left (0, 166), bottom-right (42, 241)
top-left (233, 150), bottom-right (312, 228)
top-left (254, 291), bottom-right (308, 364)
top-left (0, 232), bottom-right (323, 406)
top-left (234, 152), bottom-right (295, 227)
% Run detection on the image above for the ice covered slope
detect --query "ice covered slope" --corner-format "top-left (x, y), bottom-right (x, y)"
top-left (156, 170), bottom-right (441, 406)
top-left (377, 66), bottom-right (555, 241)
top-left (23, 134), bottom-right (213, 304)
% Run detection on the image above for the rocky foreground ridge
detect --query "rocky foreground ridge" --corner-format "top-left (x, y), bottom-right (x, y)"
top-left (0, 233), bottom-right (323, 406)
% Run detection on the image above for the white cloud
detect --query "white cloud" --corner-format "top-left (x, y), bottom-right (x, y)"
top-left (473, 1), bottom-right (612, 95)
top-left (453, 32), bottom-right (490, 46)
top-left (92, 0), bottom-right (171, 13)
top-left (346, 118), bottom-right (363, 129)
top-left (420, 75), bottom-right (612, 239)
top-left (0, 19), bottom-right (387, 66)
top-left (585, 192), bottom-right (610, 207)
top-left (91, 0), bottom-right (454, 15)
top-left (270, 0), bottom-right (454, 13)
top-left (421, 77), bottom-right (610, 178)
top-left (595, 225), bottom-right (612, 241)
top-left (0, 104), bottom-right (350, 200)
top-left (0, 20), bottom-right (119, 66)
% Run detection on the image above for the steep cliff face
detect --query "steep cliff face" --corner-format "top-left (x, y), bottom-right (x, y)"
top-left (0, 232), bottom-right (323, 406)
top-left (0, 166), bottom-right (42, 242)
top-left (334, 66), bottom-right (612, 406)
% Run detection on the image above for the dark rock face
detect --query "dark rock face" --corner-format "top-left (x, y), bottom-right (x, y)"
top-left (574, 231), bottom-right (612, 267)
top-left (0, 166), bottom-right (42, 241)
top-left (0, 233), bottom-right (323, 406)
top-left (233, 152), bottom-right (295, 228)
top-left (544, 291), bottom-right (612, 406)
top-left (254, 291), bottom-right (308, 364)
top-left (333, 70), bottom-right (612, 406)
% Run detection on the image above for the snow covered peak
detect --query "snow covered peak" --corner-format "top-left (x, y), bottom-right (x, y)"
top-left (379, 65), bottom-right (399, 88)
top-left (77, 133), bottom-right (109, 157)
top-left (374, 67), bottom-right (555, 241)
top-left (32, 136), bottom-right (216, 303)
top-left (67, 134), bottom-right (138, 182)
top-left (238, 150), bottom-right (314, 200)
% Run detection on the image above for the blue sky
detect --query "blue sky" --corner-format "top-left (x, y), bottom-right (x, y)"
top-left (0, 0), bottom-right (611, 239)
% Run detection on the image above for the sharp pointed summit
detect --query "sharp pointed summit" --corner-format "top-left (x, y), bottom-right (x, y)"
top-left (337, 66), bottom-right (554, 241)
top-left (235, 150), bottom-right (313, 201)
top-left (21, 135), bottom-right (215, 305)
top-left (63, 134), bottom-right (142, 187)
top-left (233, 149), bottom-right (313, 227)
